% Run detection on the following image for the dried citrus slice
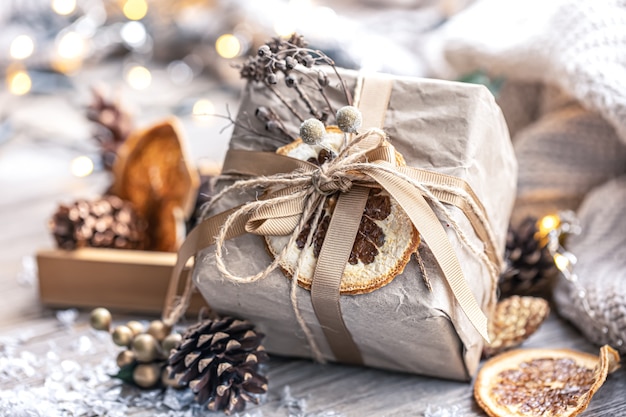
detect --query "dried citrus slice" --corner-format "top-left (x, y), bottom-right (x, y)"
top-left (265, 126), bottom-right (420, 294)
top-left (112, 118), bottom-right (199, 252)
top-left (483, 296), bottom-right (550, 358)
top-left (474, 345), bottom-right (621, 417)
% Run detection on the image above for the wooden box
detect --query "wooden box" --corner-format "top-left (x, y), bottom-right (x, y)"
top-left (37, 248), bottom-right (206, 315)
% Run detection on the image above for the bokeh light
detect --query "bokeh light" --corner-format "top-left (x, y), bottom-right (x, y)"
top-left (7, 69), bottom-right (32, 96)
top-left (70, 156), bottom-right (95, 177)
top-left (126, 65), bottom-right (152, 90)
top-left (56, 31), bottom-right (87, 60)
top-left (215, 34), bottom-right (241, 59)
top-left (10, 35), bottom-right (35, 60)
top-left (120, 21), bottom-right (147, 47)
top-left (192, 99), bottom-right (215, 121)
top-left (51, 0), bottom-right (77, 16)
top-left (123, 0), bottom-right (148, 21)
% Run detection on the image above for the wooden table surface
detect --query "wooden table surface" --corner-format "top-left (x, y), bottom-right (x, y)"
top-left (1, 64), bottom-right (624, 416)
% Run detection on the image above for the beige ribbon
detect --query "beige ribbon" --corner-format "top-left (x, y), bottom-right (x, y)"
top-left (163, 131), bottom-right (497, 353)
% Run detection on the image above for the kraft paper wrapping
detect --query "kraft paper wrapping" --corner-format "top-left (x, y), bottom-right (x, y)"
top-left (194, 69), bottom-right (517, 380)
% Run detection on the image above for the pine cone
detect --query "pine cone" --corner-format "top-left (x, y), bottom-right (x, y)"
top-left (483, 296), bottom-right (550, 358)
top-left (498, 217), bottom-right (557, 298)
top-left (167, 317), bottom-right (269, 415)
top-left (49, 195), bottom-right (147, 250)
top-left (87, 88), bottom-right (133, 171)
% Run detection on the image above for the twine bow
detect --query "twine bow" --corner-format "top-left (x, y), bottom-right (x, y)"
top-left (163, 128), bottom-right (500, 363)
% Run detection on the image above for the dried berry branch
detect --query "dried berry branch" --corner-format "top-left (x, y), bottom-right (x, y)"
top-left (266, 82), bottom-right (305, 123)
top-left (238, 33), bottom-right (352, 133)
top-left (214, 105), bottom-right (294, 144)
top-left (255, 106), bottom-right (296, 142)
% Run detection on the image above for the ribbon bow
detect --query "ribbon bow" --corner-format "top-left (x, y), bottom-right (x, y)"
top-left (164, 129), bottom-right (499, 363)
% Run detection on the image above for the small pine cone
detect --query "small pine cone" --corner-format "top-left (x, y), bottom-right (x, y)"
top-left (49, 195), bottom-right (147, 250)
top-left (498, 216), bottom-right (558, 298)
top-left (167, 317), bottom-right (269, 415)
top-left (87, 88), bottom-right (133, 171)
top-left (483, 296), bottom-right (550, 358)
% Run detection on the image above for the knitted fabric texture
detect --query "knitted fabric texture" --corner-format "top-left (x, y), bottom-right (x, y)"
top-left (442, 0), bottom-right (626, 143)
top-left (553, 177), bottom-right (626, 353)
top-left (438, 0), bottom-right (626, 351)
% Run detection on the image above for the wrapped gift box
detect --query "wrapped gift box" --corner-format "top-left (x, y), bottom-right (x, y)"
top-left (191, 68), bottom-right (517, 380)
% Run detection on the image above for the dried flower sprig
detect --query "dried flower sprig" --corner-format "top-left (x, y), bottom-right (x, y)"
top-left (238, 33), bottom-right (352, 128)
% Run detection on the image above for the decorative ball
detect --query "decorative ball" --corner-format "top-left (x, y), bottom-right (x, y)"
top-left (162, 333), bottom-right (182, 354)
top-left (147, 320), bottom-right (171, 341)
top-left (112, 325), bottom-right (134, 347)
top-left (132, 333), bottom-right (160, 363)
top-left (336, 106), bottom-right (362, 133)
top-left (126, 320), bottom-right (145, 336)
top-left (300, 118), bottom-right (326, 145)
top-left (89, 308), bottom-right (112, 331)
top-left (133, 363), bottom-right (161, 388)
top-left (116, 349), bottom-right (136, 368)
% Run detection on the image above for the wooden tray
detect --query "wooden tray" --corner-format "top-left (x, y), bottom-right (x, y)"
top-left (37, 248), bottom-right (206, 315)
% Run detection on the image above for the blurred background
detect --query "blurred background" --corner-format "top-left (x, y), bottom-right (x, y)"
top-left (0, 0), bottom-right (474, 223)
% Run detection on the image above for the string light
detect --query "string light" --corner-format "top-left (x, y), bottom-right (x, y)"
top-left (126, 65), bottom-right (151, 90)
top-left (123, 0), bottom-right (148, 21)
top-left (70, 156), bottom-right (95, 177)
top-left (51, 0), bottom-right (77, 16)
top-left (537, 214), bottom-right (560, 238)
top-left (553, 253), bottom-right (570, 272)
top-left (215, 34), bottom-right (241, 59)
top-left (10, 35), bottom-right (35, 60)
top-left (7, 69), bottom-right (32, 96)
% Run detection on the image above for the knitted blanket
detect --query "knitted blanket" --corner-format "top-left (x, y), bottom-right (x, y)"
top-left (437, 0), bottom-right (626, 352)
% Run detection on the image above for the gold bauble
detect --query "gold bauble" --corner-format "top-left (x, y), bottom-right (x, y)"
top-left (161, 333), bottom-right (182, 354)
top-left (112, 325), bottom-right (134, 347)
top-left (126, 320), bottom-right (145, 336)
top-left (132, 333), bottom-right (159, 363)
top-left (161, 366), bottom-right (183, 388)
top-left (147, 320), bottom-right (171, 341)
top-left (116, 349), bottom-right (135, 368)
top-left (89, 308), bottom-right (112, 331)
top-left (133, 363), bottom-right (161, 388)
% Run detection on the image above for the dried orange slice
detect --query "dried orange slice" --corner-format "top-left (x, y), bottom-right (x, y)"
top-left (112, 118), bottom-right (199, 252)
top-left (474, 345), bottom-right (621, 417)
top-left (483, 296), bottom-right (550, 358)
top-left (265, 126), bottom-right (420, 294)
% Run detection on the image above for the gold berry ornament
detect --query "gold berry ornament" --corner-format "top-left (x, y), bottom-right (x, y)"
top-left (162, 333), bottom-right (182, 354)
top-left (126, 320), bottom-right (145, 336)
top-left (132, 333), bottom-right (160, 363)
top-left (112, 325), bottom-right (134, 347)
top-left (89, 307), bottom-right (112, 331)
top-left (116, 350), bottom-right (136, 368)
top-left (147, 320), bottom-right (171, 341)
top-left (133, 363), bottom-right (161, 388)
